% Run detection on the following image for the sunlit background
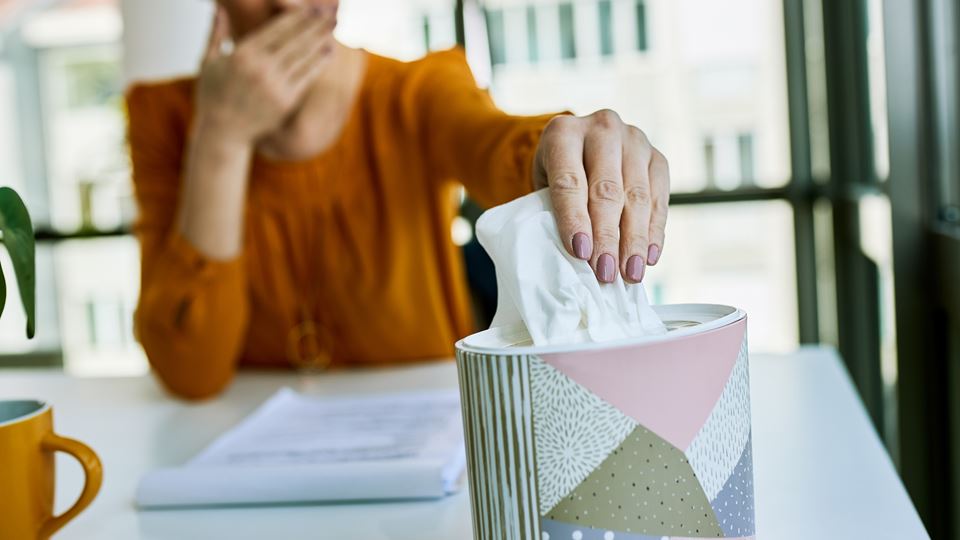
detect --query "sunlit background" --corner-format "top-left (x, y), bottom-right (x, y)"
top-left (4, 0), bottom-right (960, 534)
top-left (0, 0), bottom-right (891, 387)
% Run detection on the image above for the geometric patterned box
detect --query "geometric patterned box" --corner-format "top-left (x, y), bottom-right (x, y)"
top-left (455, 304), bottom-right (753, 540)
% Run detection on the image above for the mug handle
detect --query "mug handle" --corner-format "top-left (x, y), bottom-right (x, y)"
top-left (38, 433), bottom-right (103, 538)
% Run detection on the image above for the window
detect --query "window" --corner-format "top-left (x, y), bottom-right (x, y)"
top-left (558, 3), bottom-right (576, 60)
top-left (486, 9), bottom-right (507, 66)
top-left (526, 5), bottom-right (539, 63)
top-left (644, 201), bottom-right (798, 352)
top-left (488, 0), bottom-right (791, 192)
top-left (421, 8), bottom-right (457, 53)
top-left (598, 0), bottom-right (614, 57)
top-left (55, 237), bottom-right (144, 377)
top-left (422, 15), bottom-right (431, 51)
top-left (738, 132), bottom-right (755, 186)
top-left (635, 0), bottom-right (648, 51)
top-left (702, 133), bottom-right (757, 190)
top-left (39, 45), bottom-right (128, 233)
top-left (0, 1), bottom-right (140, 373)
top-left (703, 138), bottom-right (717, 188)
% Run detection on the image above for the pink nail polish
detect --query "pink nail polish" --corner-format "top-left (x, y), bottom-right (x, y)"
top-left (647, 244), bottom-right (660, 266)
top-left (626, 255), bottom-right (645, 282)
top-left (573, 233), bottom-right (592, 260)
top-left (597, 254), bottom-right (616, 283)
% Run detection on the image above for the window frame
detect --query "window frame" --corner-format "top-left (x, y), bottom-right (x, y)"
top-left (885, 0), bottom-right (960, 535)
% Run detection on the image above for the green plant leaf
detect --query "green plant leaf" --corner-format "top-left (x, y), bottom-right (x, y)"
top-left (0, 187), bottom-right (35, 338)
top-left (0, 263), bottom-right (5, 321)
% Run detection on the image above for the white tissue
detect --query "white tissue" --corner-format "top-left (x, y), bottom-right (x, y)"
top-left (476, 188), bottom-right (666, 346)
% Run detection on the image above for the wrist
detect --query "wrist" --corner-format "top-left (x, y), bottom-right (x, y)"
top-left (192, 112), bottom-right (257, 148)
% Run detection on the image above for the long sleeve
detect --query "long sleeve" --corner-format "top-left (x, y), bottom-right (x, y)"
top-left (409, 48), bottom-right (560, 208)
top-left (126, 83), bottom-right (250, 400)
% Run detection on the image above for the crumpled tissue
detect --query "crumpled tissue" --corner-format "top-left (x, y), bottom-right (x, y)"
top-left (476, 188), bottom-right (666, 346)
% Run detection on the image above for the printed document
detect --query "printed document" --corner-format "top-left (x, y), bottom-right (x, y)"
top-left (136, 388), bottom-right (465, 508)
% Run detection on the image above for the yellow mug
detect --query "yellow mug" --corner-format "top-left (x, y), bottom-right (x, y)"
top-left (0, 400), bottom-right (102, 539)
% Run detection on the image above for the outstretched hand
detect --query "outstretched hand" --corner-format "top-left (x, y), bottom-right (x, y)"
top-left (533, 110), bottom-right (670, 284)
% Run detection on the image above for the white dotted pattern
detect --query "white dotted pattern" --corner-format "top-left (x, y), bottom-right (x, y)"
top-left (531, 357), bottom-right (637, 515)
top-left (685, 335), bottom-right (751, 500)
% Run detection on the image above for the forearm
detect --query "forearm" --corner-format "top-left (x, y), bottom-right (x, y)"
top-left (136, 238), bottom-right (250, 400)
top-left (176, 120), bottom-right (253, 260)
top-left (439, 110), bottom-right (556, 208)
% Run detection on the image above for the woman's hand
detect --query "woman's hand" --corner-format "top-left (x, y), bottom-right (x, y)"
top-left (533, 110), bottom-right (670, 284)
top-left (195, 5), bottom-right (336, 144)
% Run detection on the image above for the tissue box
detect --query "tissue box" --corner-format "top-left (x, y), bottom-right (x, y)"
top-left (455, 304), bottom-right (753, 540)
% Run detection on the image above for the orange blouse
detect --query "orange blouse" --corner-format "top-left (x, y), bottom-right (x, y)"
top-left (126, 48), bottom-right (554, 399)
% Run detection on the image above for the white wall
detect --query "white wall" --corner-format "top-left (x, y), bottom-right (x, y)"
top-left (120, 0), bottom-right (213, 84)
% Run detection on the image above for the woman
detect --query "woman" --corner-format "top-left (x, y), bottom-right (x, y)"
top-left (127, 0), bottom-right (670, 399)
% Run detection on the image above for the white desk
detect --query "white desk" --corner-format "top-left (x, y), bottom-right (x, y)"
top-left (0, 347), bottom-right (928, 539)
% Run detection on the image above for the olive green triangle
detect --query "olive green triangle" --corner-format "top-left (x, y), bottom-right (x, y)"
top-left (544, 424), bottom-right (724, 537)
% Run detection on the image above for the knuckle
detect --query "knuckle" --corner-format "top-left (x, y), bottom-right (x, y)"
top-left (550, 172), bottom-right (586, 192)
top-left (625, 185), bottom-right (652, 207)
top-left (627, 125), bottom-right (650, 147)
top-left (590, 179), bottom-right (625, 204)
top-left (592, 108), bottom-right (621, 128)
top-left (543, 114), bottom-right (576, 136)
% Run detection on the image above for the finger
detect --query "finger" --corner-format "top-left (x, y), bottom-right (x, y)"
top-left (619, 126), bottom-right (653, 283)
top-left (285, 35), bottom-right (336, 89)
top-left (287, 44), bottom-right (335, 99)
top-left (584, 110), bottom-right (625, 283)
top-left (541, 117), bottom-right (592, 261)
top-left (647, 147), bottom-right (670, 266)
top-left (244, 7), bottom-right (312, 51)
top-left (276, 13), bottom-right (335, 72)
top-left (203, 7), bottom-right (230, 64)
top-left (265, 9), bottom-right (323, 53)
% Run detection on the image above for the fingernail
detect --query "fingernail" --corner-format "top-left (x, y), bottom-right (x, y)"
top-left (647, 244), bottom-right (660, 266)
top-left (626, 255), bottom-right (645, 282)
top-left (597, 254), bottom-right (616, 283)
top-left (573, 232), bottom-right (591, 260)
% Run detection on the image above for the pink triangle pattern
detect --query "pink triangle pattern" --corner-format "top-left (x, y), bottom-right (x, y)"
top-left (539, 317), bottom-right (746, 450)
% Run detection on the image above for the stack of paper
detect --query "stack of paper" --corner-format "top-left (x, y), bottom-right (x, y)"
top-left (136, 389), bottom-right (466, 508)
